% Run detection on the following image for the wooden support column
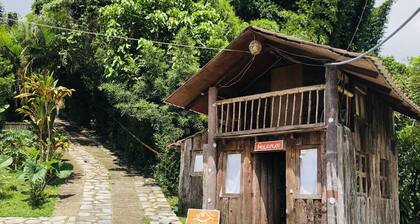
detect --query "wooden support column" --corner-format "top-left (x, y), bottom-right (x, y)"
top-left (324, 66), bottom-right (340, 224)
top-left (204, 87), bottom-right (218, 209)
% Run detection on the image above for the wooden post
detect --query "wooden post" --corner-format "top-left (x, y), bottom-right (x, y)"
top-left (325, 66), bottom-right (340, 224)
top-left (204, 87), bottom-right (218, 209)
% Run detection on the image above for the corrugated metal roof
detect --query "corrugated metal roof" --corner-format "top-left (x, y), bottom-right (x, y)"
top-left (164, 26), bottom-right (420, 120)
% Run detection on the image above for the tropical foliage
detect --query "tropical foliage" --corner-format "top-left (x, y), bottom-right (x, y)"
top-left (381, 56), bottom-right (420, 224)
top-left (0, 1), bottom-right (418, 221)
top-left (0, 129), bottom-right (37, 170)
top-left (16, 72), bottom-right (74, 162)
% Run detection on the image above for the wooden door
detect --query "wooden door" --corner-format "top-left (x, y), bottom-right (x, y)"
top-left (286, 133), bottom-right (326, 224)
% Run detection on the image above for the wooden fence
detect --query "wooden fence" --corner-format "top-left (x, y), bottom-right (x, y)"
top-left (1, 122), bottom-right (30, 131)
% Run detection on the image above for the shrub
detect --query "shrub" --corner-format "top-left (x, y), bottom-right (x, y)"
top-left (15, 72), bottom-right (74, 162)
top-left (0, 155), bottom-right (13, 195)
top-left (19, 159), bottom-right (73, 207)
top-left (0, 129), bottom-right (37, 170)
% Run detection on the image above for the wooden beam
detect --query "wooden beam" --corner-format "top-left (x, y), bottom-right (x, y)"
top-left (324, 66), bottom-right (340, 224)
top-left (203, 87), bottom-right (218, 209)
top-left (215, 123), bottom-right (325, 138)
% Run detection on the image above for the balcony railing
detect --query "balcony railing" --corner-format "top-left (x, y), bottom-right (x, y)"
top-left (215, 84), bottom-right (325, 137)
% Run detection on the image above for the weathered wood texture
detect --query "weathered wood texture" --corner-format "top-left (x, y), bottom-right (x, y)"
top-left (216, 133), bottom-right (325, 224)
top-left (178, 132), bottom-right (207, 214)
top-left (337, 91), bottom-right (399, 224)
top-left (324, 66), bottom-right (340, 224)
top-left (287, 132), bottom-right (326, 224)
top-left (215, 84), bottom-right (325, 137)
top-left (204, 87), bottom-right (218, 209)
top-left (1, 122), bottom-right (30, 130)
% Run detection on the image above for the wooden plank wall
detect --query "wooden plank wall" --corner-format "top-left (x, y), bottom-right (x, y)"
top-left (178, 132), bottom-right (207, 214)
top-left (338, 91), bottom-right (399, 224)
top-left (216, 132), bottom-right (325, 224)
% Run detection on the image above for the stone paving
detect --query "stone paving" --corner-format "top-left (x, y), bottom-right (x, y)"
top-left (134, 177), bottom-right (181, 224)
top-left (0, 121), bottom-right (181, 224)
top-left (0, 145), bottom-right (112, 224)
top-left (70, 146), bottom-right (112, 224)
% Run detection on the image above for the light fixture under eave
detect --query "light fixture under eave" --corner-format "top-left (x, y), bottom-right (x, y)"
top-left (249, 40), bottom-right (262, 56)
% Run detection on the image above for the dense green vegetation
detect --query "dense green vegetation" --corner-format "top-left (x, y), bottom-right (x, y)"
top-left (0, 0), bottom-right (418, 222)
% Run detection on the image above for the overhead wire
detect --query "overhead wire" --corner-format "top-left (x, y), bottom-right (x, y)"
top-left (325, 6), bottom-right (420, 66)
top-left (219, 55), bottom-right (256, 88)
top-left (347, 0), bottom-right (369, 50)
top-left (240, 57), bottom-right (282, 93)
top-left (2, 16), bottom-right (250, 53)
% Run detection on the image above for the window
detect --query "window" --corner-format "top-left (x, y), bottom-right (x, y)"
top-left (355, 152), bottom-right (369, 195)
top-left (225, 153), bottom-right (241, 194)
top-left (380, 159), bottom-right (390, 198)
top-left (191, 152), bottom-right (204, 174)
top-left (299, 149), bottom-right (318, 195)
top-left (355, 88), bottom-right (366, 119)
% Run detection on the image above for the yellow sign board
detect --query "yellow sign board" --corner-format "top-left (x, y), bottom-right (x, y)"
top-left (186, 209), bottom-right (220, 224)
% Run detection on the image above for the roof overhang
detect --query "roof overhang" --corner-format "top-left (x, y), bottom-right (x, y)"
top-left (164, 26), bottom-right (420, 120)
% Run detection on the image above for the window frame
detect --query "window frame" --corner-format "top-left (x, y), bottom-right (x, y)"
top-left (296, 146), bottom-right (321, 199)
top-left (222, 152), bottom-right (242, 197)
top-left (190, 151), bottom-right (204, 176)
top-left (379, 159), bottom-right (391, 198)
top-left (355, 151), bottom-right (370, 196)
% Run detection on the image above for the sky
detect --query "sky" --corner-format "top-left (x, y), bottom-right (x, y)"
top-left (0, 0), bottom-right (419, 63)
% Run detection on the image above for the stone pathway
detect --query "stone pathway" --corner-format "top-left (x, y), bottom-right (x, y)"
top-left (134, 177), bottom-right (181, 224)
top-left (0, 120), bottom-right (181, 224)
top-left (70, 146), bottom-right (112, 223)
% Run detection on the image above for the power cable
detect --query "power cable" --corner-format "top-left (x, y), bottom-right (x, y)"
top-left (219, 55), bottom-right (256, 88)
top-left (325, 7), bottom-right (420, 66)
top-left (2, 17), bottom-right (250, 54)
top-left (347, 0), bottom-right (369, 50)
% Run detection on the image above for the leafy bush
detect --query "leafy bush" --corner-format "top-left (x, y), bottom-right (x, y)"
top-left (0, 129), bottom-right (37, 170)
top-left (19, 159), bottom-right (73, 207)
top-left (16, 72), bottom-right (74, 162)
top-left (0, 155), bottom-right (13, 195)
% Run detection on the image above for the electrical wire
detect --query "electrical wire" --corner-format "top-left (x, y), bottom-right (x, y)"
top-left (347, 0), bottom-right (368, 50)
top-left (272, 47), bottom-right (325, 67)
top-left (240, 57), bottom-right (282, 93)
top-left (2, 17), bottom-right (250, 53)
top-left (219, 55), bottom-right (256, 88)
top-left (325, 7), bottom-right (420, 66)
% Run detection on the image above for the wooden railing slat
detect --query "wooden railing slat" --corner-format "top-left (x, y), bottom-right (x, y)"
top-left (284, 94), bottom-right (289, 126)
top-left (277, 96), bottom-right (282, 127)
top-left (292, 93), bottom-right (296, 125)
top-left (307, 91), bottom-right (312, 124)
top-left (232, 102), bottom-right (236, 132)
top-left (244, 101), bottom-right (248, 130)
top-left (225, 104), bottom-right (230, 133)
top-left (250, 100), bottom-right (254, 130)
top-left (299, 92), bottom-right (304, 125)
top-left (257, 98), bottom-right (261, 129)
top-left (270, 96), bottom-right (275, 128)
top-left (263, 98), bottom-right (268, 128)
top-left (316, 90), bottom-right (319, 124)
top-left (238, 101), bottom-right (242, 131)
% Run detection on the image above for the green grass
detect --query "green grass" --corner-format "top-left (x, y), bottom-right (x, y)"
top-left (0, 172), bottom-right (59, 217)
top-left (178, 216), bottom-right (187, 224)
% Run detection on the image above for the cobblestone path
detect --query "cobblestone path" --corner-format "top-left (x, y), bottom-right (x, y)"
top-left (0, 121), bottom-right (180, 224)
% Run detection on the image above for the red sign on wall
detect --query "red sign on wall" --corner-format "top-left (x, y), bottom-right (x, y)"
top-left (254, 140), bottom-right (284, 152)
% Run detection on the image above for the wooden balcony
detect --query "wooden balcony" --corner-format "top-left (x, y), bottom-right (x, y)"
top-left (215, 84), bottom-right (326, 138)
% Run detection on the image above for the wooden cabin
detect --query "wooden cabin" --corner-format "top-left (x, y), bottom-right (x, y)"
top-left (166, 26), bottom-right (420, 224)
